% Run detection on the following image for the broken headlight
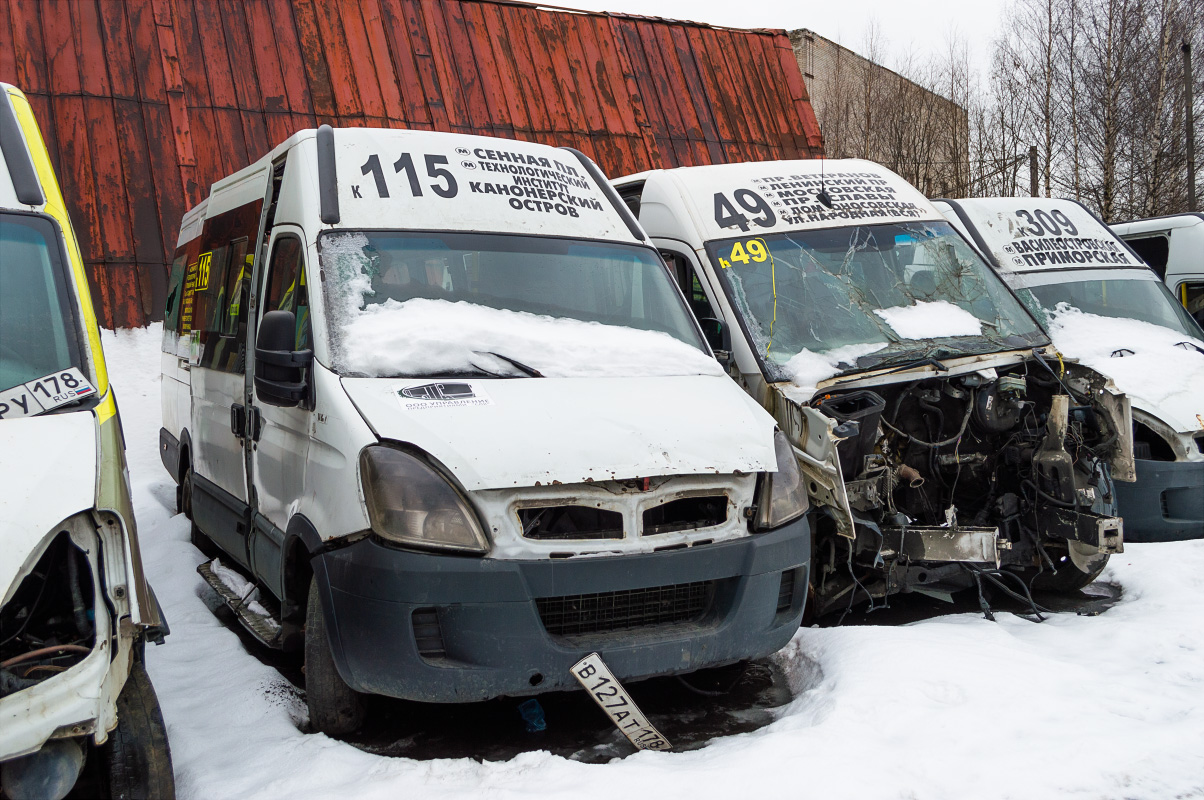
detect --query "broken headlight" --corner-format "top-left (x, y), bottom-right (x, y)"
top-left (755, 430), bottom-right (810, 530)
top-left (359, 445), bottom-right (489, 554)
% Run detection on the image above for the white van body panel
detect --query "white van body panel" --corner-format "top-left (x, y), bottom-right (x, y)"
top-left (0, 413), bottom-right (96, 600)
top-left (341, 374), bottom-right (776, 492)
top-left (161, 199), bottom-right (208, 461)
top-left (1111, 213), bottom-right (1204, 281)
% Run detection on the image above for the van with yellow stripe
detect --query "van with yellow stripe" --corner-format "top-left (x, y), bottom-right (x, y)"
top-left (0, 83), bottom-right (175, 799)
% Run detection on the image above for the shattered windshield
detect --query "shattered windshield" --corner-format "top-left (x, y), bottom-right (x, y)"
top-left (319, 230), bottom-right (717, 379)
top-left (1015, 274), bottom-right (1204, 342)
top-left (0, 213), bottom-right (87, 405)
top-left (704, 221), bottom-right (1047, 381)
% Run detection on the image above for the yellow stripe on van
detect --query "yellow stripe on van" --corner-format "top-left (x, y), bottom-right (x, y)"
top-left (5, 86), bottom-right (109, 394)
top-left (95, 390), bottom-right (117, 425)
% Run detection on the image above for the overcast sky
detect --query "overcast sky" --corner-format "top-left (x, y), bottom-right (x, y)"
top-left (548, 0), bottom-right (1009, 78)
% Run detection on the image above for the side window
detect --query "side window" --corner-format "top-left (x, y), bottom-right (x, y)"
top-left (1178, 281), bottom-right (1204, 326)
top-left (1124, 235), bottom-right (1169, 279)
top-left (661, 251), bottom-right (718, 321)
top-left (263, 235), bottom-right (311, 351)
top-left (194, 240), bottom-right (252, 374)
top-left (163, 253), bottom-right (186, 335)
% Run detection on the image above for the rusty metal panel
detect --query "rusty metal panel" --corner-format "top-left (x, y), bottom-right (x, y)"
top-left (1, 0), bottom-right (822, 327)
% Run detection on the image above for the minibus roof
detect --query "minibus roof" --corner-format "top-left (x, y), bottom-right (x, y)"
top-left (190, 127), bottom-right (644, 245)
top-left (630, 158), bottom-right (944, 242)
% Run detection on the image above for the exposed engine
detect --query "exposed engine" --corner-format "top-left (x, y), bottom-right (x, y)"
top-left (0, 533), bottom-right (96, 698)
top-left (809, 357), bottom-right (1128, 618)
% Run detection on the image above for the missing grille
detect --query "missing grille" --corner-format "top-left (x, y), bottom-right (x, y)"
top-left (642, 495), bottom-right (727, 535)
top-left (519, 506), bottom-right (624, 540)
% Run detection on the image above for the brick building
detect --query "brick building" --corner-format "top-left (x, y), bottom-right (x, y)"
top-left (790, 28), bottom-right (969, 198)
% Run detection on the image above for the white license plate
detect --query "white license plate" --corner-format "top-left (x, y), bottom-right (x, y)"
top-left (571, 652), bottom-right (672, 752)
top-left (0, 368), bottom-right (96, 420)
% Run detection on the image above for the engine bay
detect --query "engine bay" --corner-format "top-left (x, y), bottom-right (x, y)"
top-left (808, 356), bottom-right (1129, 617)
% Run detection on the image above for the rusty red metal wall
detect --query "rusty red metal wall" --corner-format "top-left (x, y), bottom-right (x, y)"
top-left (1, 0), bottom-right (823, 327)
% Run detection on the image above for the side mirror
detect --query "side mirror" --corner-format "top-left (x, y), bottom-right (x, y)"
top-left (255, 310), bottom-right (312, 407)
top-left (698, 317), bottom-right (732, 370)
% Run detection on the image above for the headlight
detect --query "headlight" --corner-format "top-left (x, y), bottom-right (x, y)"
top-left (359, 445), bottom-right (489, 553)
top-left (755, 430), bottom-right (809, 530)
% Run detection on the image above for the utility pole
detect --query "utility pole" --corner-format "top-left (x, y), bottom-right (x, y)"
top-left (1029, 145), bottom-right (1039, 197)
top-left (1185, 42), bottom-right (1197, 211)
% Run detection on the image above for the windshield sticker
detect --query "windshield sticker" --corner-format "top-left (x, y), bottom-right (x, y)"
top-left (961, 202), bottom-right (1140, 272)
top-left (396, 381), bottom-right (493, 411)
top-left (713, 172), bottom-right (925, 233)
top-left (0, 368), bottom-right (95, 420)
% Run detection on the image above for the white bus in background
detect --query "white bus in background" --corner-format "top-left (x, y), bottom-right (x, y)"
top-left (936, 199), bottom-right (1204, 543)
top-left (614, 160), bottom-right (1135, 618)
top-left (159, 125), bottom-right (812, 738)
top-left (1110, 214), bottom-right (1204, 327)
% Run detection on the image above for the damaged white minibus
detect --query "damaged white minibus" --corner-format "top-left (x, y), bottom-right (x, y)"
top-left (935, 198), bottom-right (1204, 542)
top-left (614, 160), bottom-right (1135, 618)
top-left (1, 83), bottom-right (174, 799)
top-left (159, 126), bottom-right (811, 737)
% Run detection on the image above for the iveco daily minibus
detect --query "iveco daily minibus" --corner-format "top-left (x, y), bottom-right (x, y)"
top-left (614, 160), bottom-right (1134, 618)
top-left (1, 83), bottom-right (174, 799)
top-left (936, 198), bottom-right (1203, 541)
top-left (159, 126), bottom-right (811, 736)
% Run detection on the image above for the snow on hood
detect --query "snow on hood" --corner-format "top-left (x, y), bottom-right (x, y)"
top-left (341, 374), bottom-right (777, 490)
top-left (0, 411), bottom-right (96, 598)
top-left (1046, 305), bottom-right (1204, 433)
top-left (873, 301), bottom-right (983, 339)
top-left (331, 297), bottom-right (724, 380)
top-left (779, 342), bottom-right (889, 403)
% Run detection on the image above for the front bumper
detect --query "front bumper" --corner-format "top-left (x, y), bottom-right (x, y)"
top-left (313, 517), bottom-right (810, 703)
top-left (1114, 458), bottom-right (1204, 542)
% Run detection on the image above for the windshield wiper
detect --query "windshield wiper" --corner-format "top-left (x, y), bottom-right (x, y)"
top-left (474, 351), bottom-right (544, 378)
top-left (882, 356), bottom-right (949, 374)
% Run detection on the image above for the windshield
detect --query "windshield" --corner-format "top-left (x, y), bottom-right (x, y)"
top-left (1017, 276), bottom-right (1204, 342)
top-left (319, 230), bottom-right (716, 379)
top-left (0, 213), bottom-right (87, 402)
top-left (704, 221), bottom-right (1047, 380)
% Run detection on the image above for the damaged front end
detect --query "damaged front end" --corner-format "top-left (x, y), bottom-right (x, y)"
top-left (770, 352), bottom-right (1132, 617)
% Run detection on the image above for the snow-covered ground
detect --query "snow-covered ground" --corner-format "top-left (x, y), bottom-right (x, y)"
top-left (104, 324), bottom-right (1204, 800)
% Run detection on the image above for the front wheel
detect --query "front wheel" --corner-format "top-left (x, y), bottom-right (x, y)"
top-left (1020, 548), bottom-right (1109, 594)
top-left (102, 660), bottom-right (176, 800)
top-left (304, 575), bottom-right (365, 736)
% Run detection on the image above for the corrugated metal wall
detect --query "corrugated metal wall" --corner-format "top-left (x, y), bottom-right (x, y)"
top-left (1, 0), bottom-right (823, 327)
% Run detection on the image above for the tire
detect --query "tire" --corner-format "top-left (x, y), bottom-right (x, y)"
top-left (304, 575), bottom-right (365, 736)
top-left (677, 661), bottom-right (749, 696)
top-left (103, 660), bottom-right (176, 800)
top-left (1023, 552), bottom-right (1109, 594)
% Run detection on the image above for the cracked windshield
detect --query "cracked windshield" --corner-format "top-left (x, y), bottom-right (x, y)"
top-left (705, 220), bottom-right (1047, 381)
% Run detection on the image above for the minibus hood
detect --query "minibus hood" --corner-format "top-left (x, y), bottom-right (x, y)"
top-left (0, 412), bottom-right (96, 597)
top-left (342, 374), bottom-right (778, 490)
top-left (1082, 346), bottom-right (1204, 434)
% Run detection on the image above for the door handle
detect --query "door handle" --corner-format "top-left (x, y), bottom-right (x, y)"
top-left (230, 404), bottom-right (246, 438)
top-left (247, 406), bottom-right (262, 442)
